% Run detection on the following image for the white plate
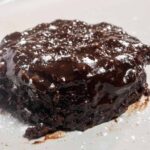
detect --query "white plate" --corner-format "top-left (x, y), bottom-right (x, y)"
top-left (0, 0), bottom-right (150, 149)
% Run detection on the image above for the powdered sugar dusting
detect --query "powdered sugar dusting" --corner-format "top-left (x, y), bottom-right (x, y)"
top-left (0, 19), bottom-right (149, 87)
top-left (19, 38), bottom-right (27, 45)
top-left (115, 54), bottom-right (133, 64)
top-left (133, 43), bottom-right (143, 48)
top-left (49, 25), bottom-right (57, 30)
top-left (29, 78), bottom-right (33, 85)
top-left (32, 58), bottom-right (38, 64)
top-left (21, 64), bottom-right (29, 70)
top-left (42, 55), bottom-right (52, 63)
top-left (0, 61), bottom-right (5, 65)
top-left (115, 55), bottom-right (128, 61)
top-left (114, 47), bottom-right (123, 52)
top-left (49, 83), bottom-right (55, 89)
top-left (119, 40), bottom-right (129, 47)
top-left (97, 67), bottom-right (106, 74)
top-left (83, 57), bottom-right (98, 67)
top-left (87, 72), bottom-right (93, 77)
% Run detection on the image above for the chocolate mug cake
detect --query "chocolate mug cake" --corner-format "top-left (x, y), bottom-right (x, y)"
top-left (0, 20), bottom-right (149, 139)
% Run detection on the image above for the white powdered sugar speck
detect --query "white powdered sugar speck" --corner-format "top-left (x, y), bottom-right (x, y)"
top-left (49, 83), bottom-right (55, 89)
top-left (19, 53), bottom-right (25, 56)
top-left (34, 51), bottom-right (38, 55)
top-left (55, 54), bottom-right (71, 61)
top-left (42, 55), bottom-right (52, 63)
top-left (83, 57), bottom-right (98, 67)
top-left (133, 43), bottom-right (143, 47)
top-left (49, 25), bottom-right (57, 30)
top-left (32, 58), bottom-right (38, 64)
top-left (97, 67), bottom-right (106, 74)
top-left (19, 39), bottom-right (27, 45)
top-left (119, 40), bottom-right (129, 47)
top-left (0, 61), bottom-right (5, 65)
top-left (29, 79), bottom-right (32, 85)
top-left (115, 54), bottom-right (133, 64)
top-left (61, 77), bottom-right (66, 82)
top-left (87, 72), bottom-right (93, 77)
top-left (21, 64), bottom-right (29, 70)
top-left (115, 47), bottom-right (122, 52)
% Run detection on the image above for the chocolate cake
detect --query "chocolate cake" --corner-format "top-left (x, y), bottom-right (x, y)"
top-left (0, 20), bottom-right (149, 139)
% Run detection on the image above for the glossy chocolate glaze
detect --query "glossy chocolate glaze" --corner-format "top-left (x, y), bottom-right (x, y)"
top-left (0, 20), bottom-right (149, 139)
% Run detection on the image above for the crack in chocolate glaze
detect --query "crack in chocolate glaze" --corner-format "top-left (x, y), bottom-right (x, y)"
top-left (0, 19), bottom-right (149, 139)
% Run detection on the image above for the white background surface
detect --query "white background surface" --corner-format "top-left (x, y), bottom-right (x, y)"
top-left (0, 0), bottom-right (150, 150)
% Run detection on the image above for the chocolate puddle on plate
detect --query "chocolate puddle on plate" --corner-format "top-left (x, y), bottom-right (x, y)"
top-left (32, 131), bottom-right (65, 144)
top-left (126, 96), bottom-right (150, 115)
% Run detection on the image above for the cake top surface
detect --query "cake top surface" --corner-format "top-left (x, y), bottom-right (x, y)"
top-left (0, 20), bottom-right (149, 87)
